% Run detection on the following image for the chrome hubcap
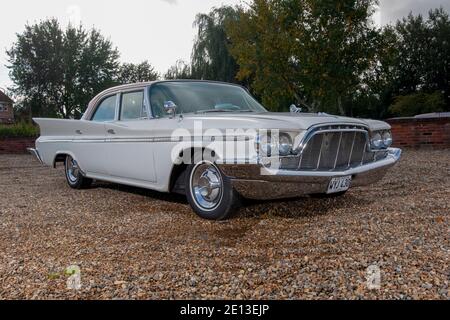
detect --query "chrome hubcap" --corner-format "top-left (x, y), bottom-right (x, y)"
top-left (190, 162), bottom-right (223, 210)
top-left (66, 156), bottom-right (79, 183)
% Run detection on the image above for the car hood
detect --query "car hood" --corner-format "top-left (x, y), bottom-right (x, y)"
top-left (181, 112), bottom-right (389, 131)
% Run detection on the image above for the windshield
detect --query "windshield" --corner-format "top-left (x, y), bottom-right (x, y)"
top-left (149, 81), bottom-right (267, 117)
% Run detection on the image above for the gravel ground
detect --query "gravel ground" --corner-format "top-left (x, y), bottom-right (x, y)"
top-left (0, 150), bottom-right (448, 300)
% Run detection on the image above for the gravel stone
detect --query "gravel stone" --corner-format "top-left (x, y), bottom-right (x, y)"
top-left (0, 150), bottom-right (448, 299)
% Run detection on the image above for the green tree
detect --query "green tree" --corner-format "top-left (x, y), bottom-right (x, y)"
top-left (389, 91), bottom-right (446, 117)
top-left (191, 6), bottom-right (240, 83)
top-left (7, 19), bottom-right (120, 119)
top-left (394, 8), bottom-right (450, 106)
top-left (164, 60), bottom-right (193, 80)
top-left (353, 26), bottom-right (400, 118)
top-left (117, 61), bottom-right (159, 84)
top-left (356, 8), bottom-right (450, 118)
top-left (227, 0), bottom-right (379, 114)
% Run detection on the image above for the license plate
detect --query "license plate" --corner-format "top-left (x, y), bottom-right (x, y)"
top-left (327, 175), bottom-right (352, 194)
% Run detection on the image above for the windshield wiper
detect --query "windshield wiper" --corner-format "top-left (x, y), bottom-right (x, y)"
top-left (196, 109), bottom-right (253, 114)
top-left (196, 109), bottom-right (231, 114)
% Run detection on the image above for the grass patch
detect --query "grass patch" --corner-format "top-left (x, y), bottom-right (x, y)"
top-left (0, 122), bottom-right (40, 138)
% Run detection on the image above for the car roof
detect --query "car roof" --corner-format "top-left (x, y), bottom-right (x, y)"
top-left (83, 80), bottom-right (245, 120)
top-left (104, 79), bottom-right (241, 91)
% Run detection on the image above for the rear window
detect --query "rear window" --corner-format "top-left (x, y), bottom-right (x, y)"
top-left (92, 95), bottom-right (116, 122)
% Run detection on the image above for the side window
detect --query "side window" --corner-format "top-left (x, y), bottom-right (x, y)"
top-left (120, 91), bottom-right (146, 120)
top-left (91, 95), bottom-right (117, 122)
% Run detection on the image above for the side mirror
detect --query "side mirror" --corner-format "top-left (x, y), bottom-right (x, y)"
top-left (164, 100), bottom-right (177, 119)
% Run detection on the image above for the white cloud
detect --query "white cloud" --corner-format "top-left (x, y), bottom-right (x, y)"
top-left (379, 0), bottom-right (450, 25)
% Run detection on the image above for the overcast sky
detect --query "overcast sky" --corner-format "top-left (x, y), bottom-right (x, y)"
top-left (1, 0), bottom-right (449, 90)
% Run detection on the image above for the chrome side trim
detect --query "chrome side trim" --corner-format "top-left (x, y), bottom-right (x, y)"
top-left (27, 148), bottom-right (44, 165)
top-left (39, 135), bottom-right (252, 144)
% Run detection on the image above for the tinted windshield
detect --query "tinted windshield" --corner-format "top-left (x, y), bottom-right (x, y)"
top-left (149, 82), bottom-right (267, 118)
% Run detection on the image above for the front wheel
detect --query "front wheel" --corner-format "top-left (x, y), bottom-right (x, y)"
top-left (185, 161), bottom-right (240, 220)
top-left (65, 155), bottom-right (92, 189)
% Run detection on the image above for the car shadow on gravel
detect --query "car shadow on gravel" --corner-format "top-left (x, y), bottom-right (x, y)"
top-left (89, 181), bottom-right (374, 220)
top-left (91, 181), bottom-right (188, 204)
top-left (238, 193), bottom-right (374, 219)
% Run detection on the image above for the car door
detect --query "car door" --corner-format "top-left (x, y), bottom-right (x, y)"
top-left (71, 94), bottom-right (118, 175)
top-left (103, 89), bottom-right (157, 183)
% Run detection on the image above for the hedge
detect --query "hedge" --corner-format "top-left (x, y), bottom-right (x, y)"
top-left (0, 122), bottom-right (40, 138)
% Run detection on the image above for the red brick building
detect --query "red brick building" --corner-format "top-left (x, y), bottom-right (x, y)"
top-left (0, 90), bottom-right (14, 124)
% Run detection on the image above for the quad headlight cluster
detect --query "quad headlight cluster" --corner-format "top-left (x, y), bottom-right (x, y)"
top-left (370, 130), bottom-right (393, 149)
top-left (256, 131), bottom-right (300, 157)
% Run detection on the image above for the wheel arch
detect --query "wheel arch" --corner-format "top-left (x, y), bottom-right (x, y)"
top-left (52, 151), bottom-right (80, 169)
top-left (168, 146), bottom-right (220, 194)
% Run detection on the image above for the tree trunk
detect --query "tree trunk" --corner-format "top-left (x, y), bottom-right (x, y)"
top-left (293, 92), bottom-right (315, 112)
top-left (337, 95), bottom-right (345, 115)
top-left (29, 104), bottom-right (33, 123)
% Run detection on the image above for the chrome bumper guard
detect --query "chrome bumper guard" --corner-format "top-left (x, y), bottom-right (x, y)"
top-left (218, 148), bottom-right (402, 200)
top-left (27, 148), bottom-right (44, 165)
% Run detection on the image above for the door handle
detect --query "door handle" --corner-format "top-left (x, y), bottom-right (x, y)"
top-left (107, 129), bottom-right (116, 135)
top-left (75, 130), bottom-right (82, 135)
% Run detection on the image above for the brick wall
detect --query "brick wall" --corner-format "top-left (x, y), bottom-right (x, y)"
top-left (0, 137), bottom-right (36, 154)
top-left (0, 103), bottom-right (15, 124)
top-left (386, 117), bottom-right (450, 149)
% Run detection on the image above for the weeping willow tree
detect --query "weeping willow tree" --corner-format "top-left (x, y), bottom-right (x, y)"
top-left (191, 6), bottom-right (240, 83)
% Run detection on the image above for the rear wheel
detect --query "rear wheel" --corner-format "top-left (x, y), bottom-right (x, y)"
top-left (64, 155), bottom-right (92, 189)
top-left (185, 161), bottom-right (240, 220)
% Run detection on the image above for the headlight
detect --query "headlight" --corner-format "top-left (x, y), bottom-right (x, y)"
top-left (370, 132), bottom-right (383, 149)
top-left (256, 131), bottom-right (298, 157)
top-left (259, 135), bottom-right (271, 156)
top-left (382, 131), bottom-right (393, 147)
top-left (278, 133), bottom-right (293, 156)
top-left (370, 130), bottom-right (393, 149)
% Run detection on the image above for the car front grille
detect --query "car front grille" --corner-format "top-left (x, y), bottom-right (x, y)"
top-left (299, 130), bottom-right (367, 170)
top-left (279, 125), bottom-right (387, 171)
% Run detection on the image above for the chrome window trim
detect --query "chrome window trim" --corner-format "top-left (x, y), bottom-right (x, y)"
top-left (118, 89), bottom-right (148, 121)
top-left (84, 80), bottom-right (267, 120)
top-left (90, 93), bottom-right (120, 122)
top-left (146, 81), bottom-right (268, 119)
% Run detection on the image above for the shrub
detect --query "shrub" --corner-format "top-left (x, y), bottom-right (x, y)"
top-left (389, 91), bottom-right (446, 117)
top-left (0, 122), bottom-right (40, 138)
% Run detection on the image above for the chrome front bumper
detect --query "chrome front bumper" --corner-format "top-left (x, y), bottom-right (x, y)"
top-left (218, 148), bottom-right (402, 200)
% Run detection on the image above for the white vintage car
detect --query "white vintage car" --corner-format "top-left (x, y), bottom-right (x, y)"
top-left (30, 80), bottom-right (401, 220)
